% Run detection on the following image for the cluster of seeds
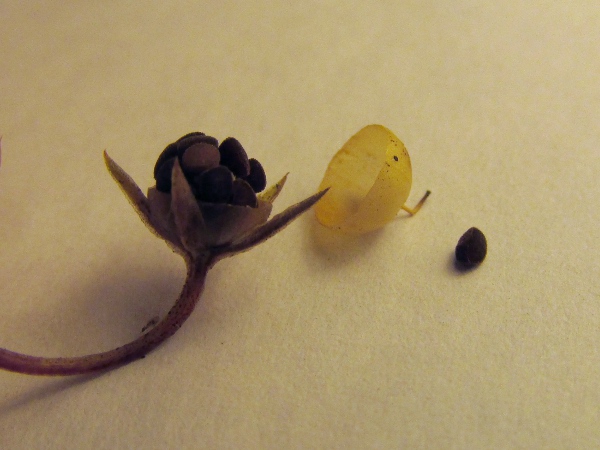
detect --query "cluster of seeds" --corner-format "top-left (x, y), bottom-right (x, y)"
top-left (153, 132), bottom-right (267, 208)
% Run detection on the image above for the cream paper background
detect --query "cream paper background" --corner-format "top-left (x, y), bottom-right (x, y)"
top-left (1, 2), bottom-right (599, 448)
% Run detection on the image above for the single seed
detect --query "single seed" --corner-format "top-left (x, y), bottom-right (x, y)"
top-left (245, 158), bottom-right (267, 192)
top-left (194, 166), bottom-right (233, 203)
top-left (181, 143), bottom-right (220, 174)
top-left (455, 227), bottom-right (487, 267)
top-left (153, 143), bottom-right (179, 179)
top-left (219, 137), bottom-right (250, 178)
top-left (176, 131), bottom-right (205, 141)
top-left (231, 179), bottom-right (258, 207)
top-left (177, 134), bottom-right (219, 153)
top-left (155, 157), bottom-right (176, 193)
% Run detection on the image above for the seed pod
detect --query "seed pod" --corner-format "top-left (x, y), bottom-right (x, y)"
top-left (181, 143), bottom-right (220, 175)
top-left (194, 165), bottom-right (234, 204)
top-left (219, 137), bottom-right (250, 178)
top-left (231, 179), bottom-right (258, 207)
top-left (154, 143), bottom-right (179, 179)
top-left (155, 157), bottom-right (176, 193)
top-left (245, 158), bottom-right (267, 192)
top-left (455, 227), bottom-right (487, 267)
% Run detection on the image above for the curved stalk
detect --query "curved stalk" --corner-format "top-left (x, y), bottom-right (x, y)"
top-left (0, 256), bottom-right (212, 376)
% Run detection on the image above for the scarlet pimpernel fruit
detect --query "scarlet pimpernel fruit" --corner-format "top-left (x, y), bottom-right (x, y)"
top-left (0, 132), bottom-right (327, 375)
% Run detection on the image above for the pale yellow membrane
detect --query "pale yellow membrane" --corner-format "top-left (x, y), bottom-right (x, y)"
top-left (314, 124), bottom-right (412, 233)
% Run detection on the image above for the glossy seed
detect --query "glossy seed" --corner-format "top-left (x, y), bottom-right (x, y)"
top-left (177, 134), bottom-right (219, 152)
top-left (231, 179), bottom-right (258, 207)
top-left (154, 143), bottom-right (179, 179)
top-left (455, 227), bottom-right (487, 267)
top-left (181, 143), bottom-right (220, 174)
top-left (155, 157), bottom-right (176, 193)
top-left (245, 158), bottom-right (267, 192)
top-left (219, 137), bottom-right (250, 178)
top-left (194, 166), bottom-right (234, 203)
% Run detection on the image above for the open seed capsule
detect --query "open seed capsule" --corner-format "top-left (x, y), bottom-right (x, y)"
top-left (314, 124), bottom-right (429, 233)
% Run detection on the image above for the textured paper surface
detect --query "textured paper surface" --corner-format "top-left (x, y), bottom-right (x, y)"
top-left (1, 2), bottom-right (599, 448)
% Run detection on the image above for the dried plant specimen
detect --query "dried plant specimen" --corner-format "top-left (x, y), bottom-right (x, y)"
top-left (0, 133), bottom-right (327, 375)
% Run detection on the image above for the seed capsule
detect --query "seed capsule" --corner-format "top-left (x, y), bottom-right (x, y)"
top-left (245, 158), bottom-right (267, 192)
top-left (219, 137), bottom-right (250, 178)
top-left (194, 165), bottom-right (234, 203)
top-left (455, 227), bottom-right (487, 267)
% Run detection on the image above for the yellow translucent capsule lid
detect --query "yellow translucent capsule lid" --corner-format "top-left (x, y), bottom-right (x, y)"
top-left (315, 124), bottom-right (427, 234)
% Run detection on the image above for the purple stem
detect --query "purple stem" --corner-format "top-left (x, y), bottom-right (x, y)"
top-left (0, 258), bottom-right (211, 376)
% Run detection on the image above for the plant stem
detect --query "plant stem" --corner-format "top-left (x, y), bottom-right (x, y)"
top-left (0, 257), bottom-right (211, 376)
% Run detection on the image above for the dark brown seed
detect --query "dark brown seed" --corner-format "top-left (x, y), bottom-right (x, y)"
top-left (219, 137), bottom-right (250, 178)
top-left (154, 143), bottom-right (179, 179)
top-left (181, 143), bottom-right (220, 175)
top-left (177, 134), bottom-right (219, 152)
top-left (155, 157), bottom-right (176, 193)
top-left (194, 166), bottom-right (233, 203)
top-left (231, 179), bottom-right (258, 207)
top-left (176, 132), bottom-right (205, 142)
top-left (455, 227), bottom-right (487, 267)
top-left (245, 158), bottom-right (267, 192)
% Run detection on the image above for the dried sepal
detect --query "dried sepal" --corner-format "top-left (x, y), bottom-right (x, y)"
top-left (146, 187), bottom-right (185, 254)
top-left (197, 200), bottom-right (272, 247)
top-left (170, 159), bottom-right (210, 255)
top-left (258, 173), bottom-right (288, 204)
top-left (104, 151), bottom-right (184, 254)
top-left (104, 151), bottom-right (158, 236)
top-left (216, 188), bottom-right (329, 257)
